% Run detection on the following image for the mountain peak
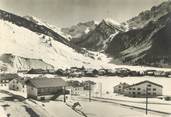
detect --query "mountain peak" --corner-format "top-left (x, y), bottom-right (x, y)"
top-left (127, 1), bottom-right (171, 29)
top-left (104, 18), bottom-right (121, 26)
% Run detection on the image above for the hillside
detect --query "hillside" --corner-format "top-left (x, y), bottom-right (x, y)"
top-left (0, 10), bottom-right (111, 72)
top-left (106, 12), bottom-right (171, 67)
top-left (127, 1), bottom-right (171, 29)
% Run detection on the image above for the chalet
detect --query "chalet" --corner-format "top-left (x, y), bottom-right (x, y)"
top-left (27, 69), bottom-right (48, 74)
top-left (17, 70), bottom-right (29, 74)
top-left (68, 72), bottom-right (83, 78)
top-left (106, 69), bottom-right (117, 76)
top-left (84, 68), bottom-right (98, 77)
top-left (154, 71), bottom-right (168, 77)
top-left (144, 70), bottom-right (156, 76)
top-left (98, 69), bottom-right (107, 76)
top-left (68, 86), bottom-right (84, 96)
top-left (113, 82), bottom-right (130, 94)
top-left (67, 80), bottom-right (84, 95)
top-left (26, 78), bottom-right (66, 100)
top-left (0, 73), bottom-right (19, 87)
top-left (9, 77), bottom-right (30, 92)
top-left (55, 69), bottom-right (66, 76)
top-left (129, 71), bottom-right (141, 76)
top-left (47, 69), bottom-right (55, 74)
top-left (124, 80), bottom-right (163, 97)
top-left (115, 68), bottom-right (131, 77)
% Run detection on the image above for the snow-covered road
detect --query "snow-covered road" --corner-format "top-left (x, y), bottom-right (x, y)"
top-left (70, 97), bottom-right (164, 117)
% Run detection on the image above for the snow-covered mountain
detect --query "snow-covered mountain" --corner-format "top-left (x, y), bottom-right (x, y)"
top-left (24, 16), bottom-right (72, 41)
top-left (72, 19), bottom-right (126, 51)
top-left (106, 5), bottom-right (171, 68)
top-left (126, 1), bottom-right (171, 29)
top-left (61, 20), bottom-right (98, 42)
top-left (0, 9), bottom-right (113, 72)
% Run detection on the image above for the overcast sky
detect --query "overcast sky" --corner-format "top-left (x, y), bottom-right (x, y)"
top-left (0, 0), bottom-right (166, 28)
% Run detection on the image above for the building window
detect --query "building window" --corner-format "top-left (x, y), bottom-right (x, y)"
top-left (153, 93), bottom-right (156, 95)
top-left (147, 84), bottom-right (151, 87)
top-left (137, 92), bottom-right (141, 95)
top-left (133, 92), bottom-right (136, 94)
top-left (148, 88), bottom-right (151, 91)
top-left (119, 86), bottom-right (121, 88)
top-left (137, 88), bottom-right (141, 90)
top-left (153, 88), bottom-right (156, 91)
top-left (133, 88), bottom-right (136, 90)
top-left (148, 93), bottom-right (151, 95)
top-left (129, 88), bottom-right (132, 90)
top-left (23, 85), bottom-right (25, 88)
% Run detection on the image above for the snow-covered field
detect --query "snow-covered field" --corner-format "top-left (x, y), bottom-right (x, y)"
top-left (71, 97), bottom-right (167, 117)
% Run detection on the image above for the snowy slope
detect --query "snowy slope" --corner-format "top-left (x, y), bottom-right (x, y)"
top-left (0, 19), bottom-right (115, 71)
top-left (24, 16), bottom-right (72, 40)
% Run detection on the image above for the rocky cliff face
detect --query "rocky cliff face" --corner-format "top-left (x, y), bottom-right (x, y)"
top-left (106, 12), bottom-right (171, 67)
top-left (126, 1), bottom-right (171, 29)
top-left (73, 19), bottom-right (125, 51)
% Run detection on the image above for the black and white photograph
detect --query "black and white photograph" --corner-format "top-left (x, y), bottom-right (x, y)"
top-left (0, 0), bottom-right (171, 117)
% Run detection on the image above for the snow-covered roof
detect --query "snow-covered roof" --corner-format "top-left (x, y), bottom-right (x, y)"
top-left (26, 78), bottom-right (66, 88)
top-left (126, 80), bottom-right (163, 88)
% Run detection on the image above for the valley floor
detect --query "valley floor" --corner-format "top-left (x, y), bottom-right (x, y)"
top-left (0, 89), bottom-right (166, 117)
top-left (1, 76), bottom-right (171, 117)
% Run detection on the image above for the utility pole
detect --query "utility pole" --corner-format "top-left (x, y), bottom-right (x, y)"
top-left (146, 86), bottom-right (148, 115)
top-left (99, 83), bottom-right (102, 97)
top-left (63, 86), bottom-right (66, 103)
top-left (89, 82), bottom-right (91, 102)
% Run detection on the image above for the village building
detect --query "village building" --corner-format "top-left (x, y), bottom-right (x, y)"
top-left (27, 69), bottom-right (49, 74)
top-left (68, 86), bottom-right (84, 96)
top-left (144, 70), bottom-right (156, 76)
top-left (115, 68), bottom-right (131, 77)
top-left (26, 78), bottom-right (66, 100)
top-left (0, 73), bottom-right (19, 87)
top-left (17, 70), bottom-right (29, 74)
top-left (67, 80), bottom-right (85, 96)
top-left (98, 69), bottom-right (107, 76)
top-left (113, 82), bottom-right (130, 94)
top-left (84, 68), bottom-right (98, 77)
top-left (106, 69), bottom-right (117, 76)
top-left (124, 80), bottom-right (163, 97)
top-left (9, 77), bottom-right (30, 92)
